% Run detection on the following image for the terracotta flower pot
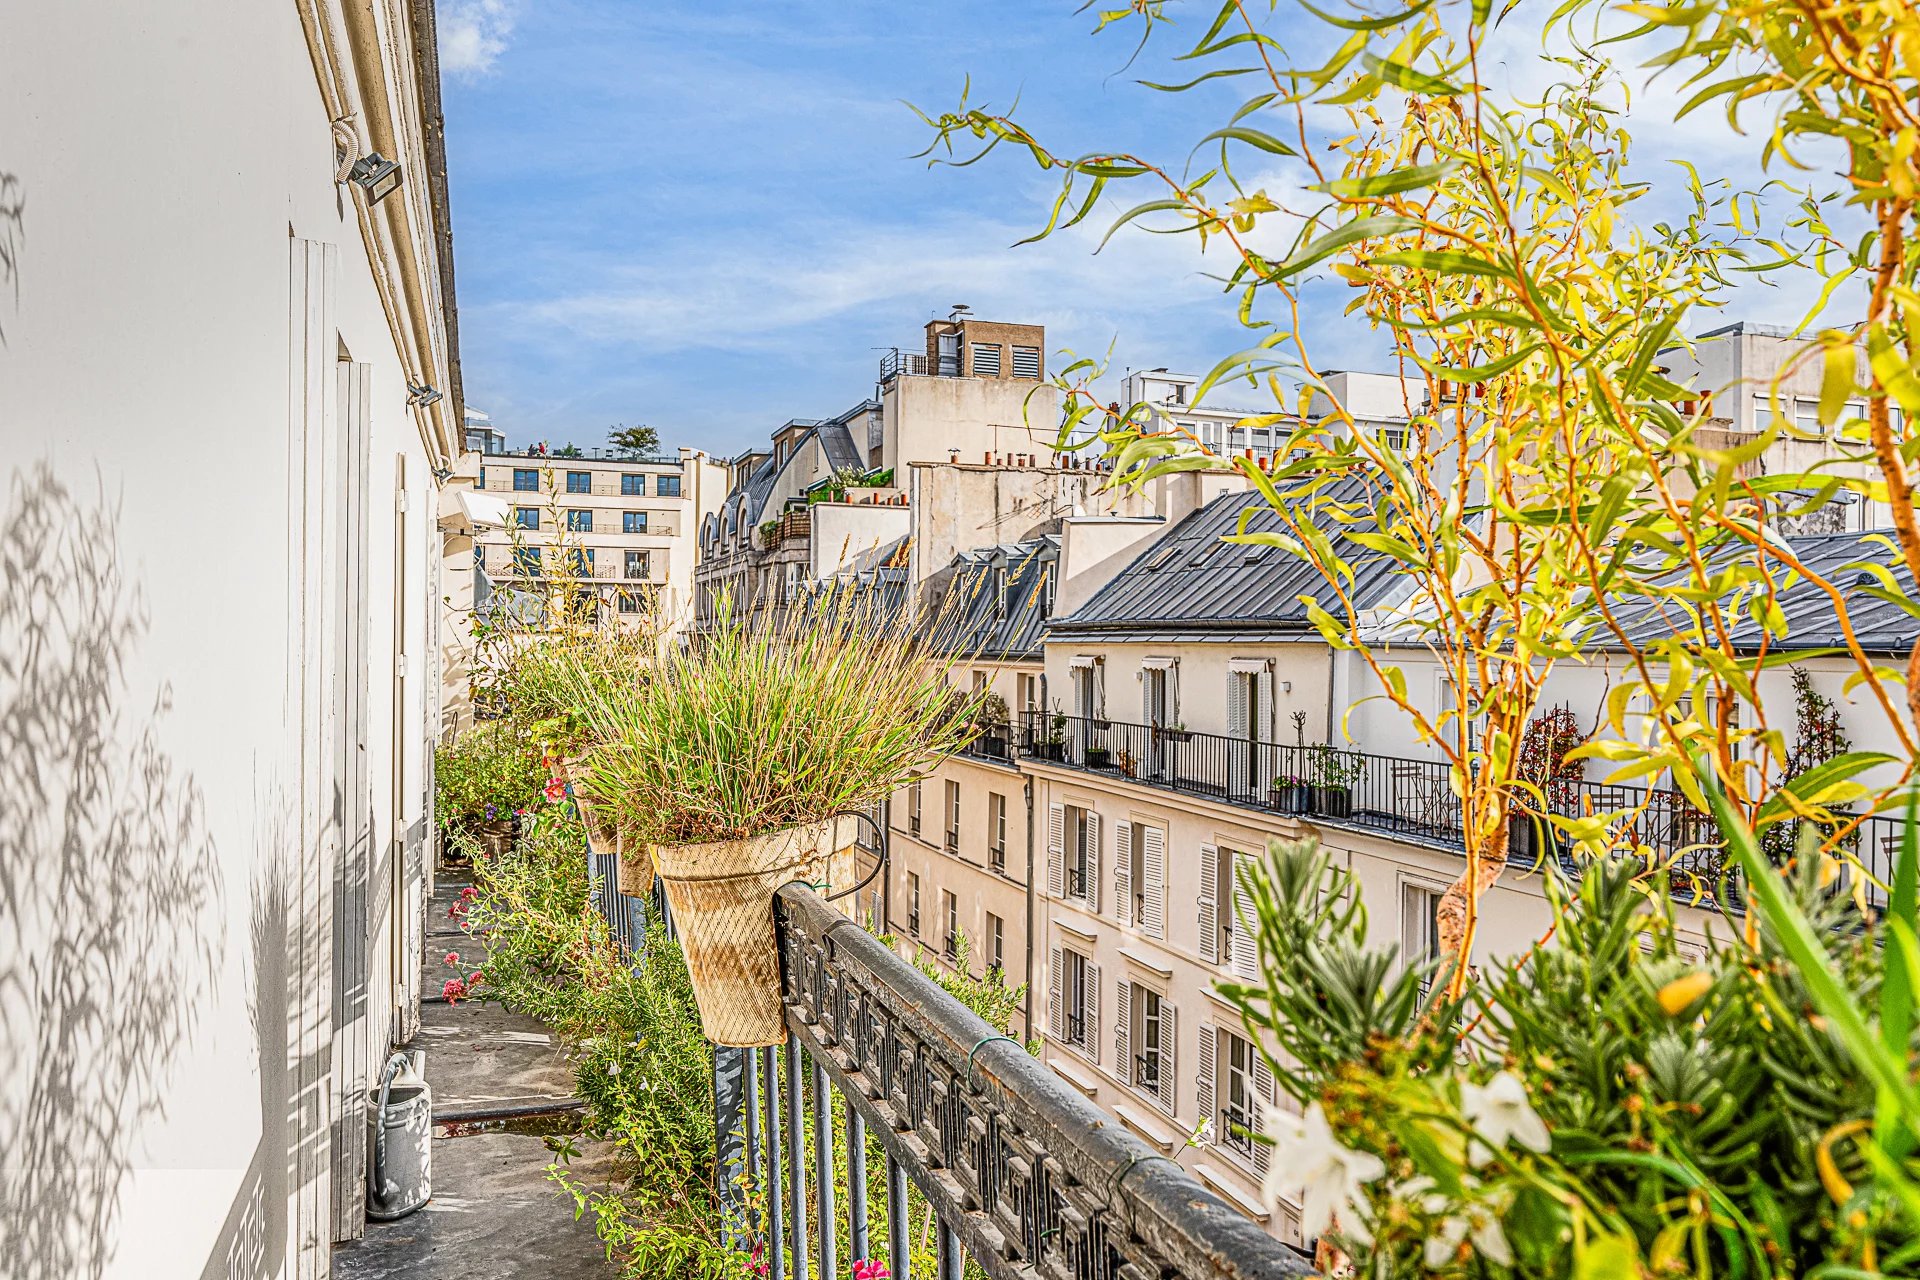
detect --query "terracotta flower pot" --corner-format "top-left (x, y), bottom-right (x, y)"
top-left (651, 814), bottom-right (862, 1047)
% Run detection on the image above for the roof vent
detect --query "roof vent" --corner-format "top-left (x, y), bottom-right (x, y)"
top-left (1855, 570), bottom-right (1879, 588)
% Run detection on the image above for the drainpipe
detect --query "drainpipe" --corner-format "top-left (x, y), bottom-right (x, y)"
top-left (880, 795), bottom-right (893, 934)
top-left (1022, 774), bottom-right (1036, 1042)
top-left (1325, 645), bottom-right (1340, 744)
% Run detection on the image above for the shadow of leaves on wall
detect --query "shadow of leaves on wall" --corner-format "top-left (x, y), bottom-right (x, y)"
top-left (0, 461), bottom-right (224, 1280)
top-left (0, 173), bottom-right (21, 345)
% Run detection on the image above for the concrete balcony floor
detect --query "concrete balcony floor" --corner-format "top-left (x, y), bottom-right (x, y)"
top-left (332, 875), bottom-right (617, 1280)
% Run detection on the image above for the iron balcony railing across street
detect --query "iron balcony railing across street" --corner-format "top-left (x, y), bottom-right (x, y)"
top-left (576, 811), bottom-right (1313, 1279)
top-left (1020, 712), bottom-right (1901, 914)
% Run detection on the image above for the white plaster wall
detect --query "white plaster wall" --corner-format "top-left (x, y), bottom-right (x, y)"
top-left (0, 4), bottom-right (442, 1276)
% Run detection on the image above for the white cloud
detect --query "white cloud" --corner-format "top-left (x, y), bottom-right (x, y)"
top-left (440, 0), bottom-right (519, 79)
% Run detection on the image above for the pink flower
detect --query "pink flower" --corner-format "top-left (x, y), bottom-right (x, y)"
top-left (852, 1262), bottom-right (889, 1280)
top-left (442, 977), bottom-right (467, 1002)
top-left (468, 972), bottom-right (484, 988)
top-left (544, 777), bottom-right (568, 801)
top-left (444, 951), bottom-right (461, 966)
top-left (460, 886), bottom-right (479, 901)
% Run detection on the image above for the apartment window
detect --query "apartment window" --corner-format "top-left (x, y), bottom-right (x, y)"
top-left (515, 508), bottom-right (540, 530)
top-left (906, 872), bottom-right (921, 937)
top-left (1403, 882), bottom-right (1444, 987)
top-left (621, 473), bottom-right (646, 496)
top-left (566, 470), bottom-right (591, 494)
top-left (656, 475), bottom-right (682, 497)
top-left (986, 912), bottom-right (1005, 977)
top-left (942, 890), bottom-right (959, 959)
top-left (971, 343), bottom-right (1002, 377)
top-left (623, 511), bottom-right (648, 534)
top-left (1011, 345), bottom-right (1041, 379)
top-left (512, 468), bottom-right (538, 492)
top-left (567, 509), bottom-right (593, 532)
top-left (972, 669), bottom-right (988, 695)
top-left (1018, 673), bottom-right (1039, 720)
top-left (571, 549), bottom-right (595, 575)
top-left (1050, 946), bottom-right (1098, 1055)
top-left (1380, 425), bottom-right (1409, 452)
top-left (1199, 844), bottom-right (1248, 970)
top-left (908, 781), bottom-right (922, 838)
top-left (1119, 981), bottom-right (1174, 1112)
top-left (1121, 821), bottom-right (1159, 932)
top-left (512, 547), bottom-right (541, 577)
top-left (1214, 1028), bottom-right (1261, 1159)
top-left (617, 591), bottom-right (641, 615)
top-left (944, 779), bottom-right (961, 854)
top-left (478, 466), bottom-right (486, 489)
top-left (988, 792), bottom-right (1007, 873)
top-left (1057, 804), bottom-right (1097, 904)
top-left (625, 550), bottom-right (647, 580)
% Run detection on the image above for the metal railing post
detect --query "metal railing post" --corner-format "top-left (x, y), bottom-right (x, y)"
top-left (713, 1046), bottom-right (751, 1249)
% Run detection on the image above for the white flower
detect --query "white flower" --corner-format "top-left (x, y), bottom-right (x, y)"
top-left (1260, 1101), bottom-right (1386, 1245)
top-left (1422, 1201), bottom-right (1513, 1269)
top-left (1459, 1071), bottom-right (1549, 1166)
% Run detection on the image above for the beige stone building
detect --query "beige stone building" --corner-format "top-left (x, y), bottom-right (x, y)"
top-left (472, 434), bottom-right (726, 636)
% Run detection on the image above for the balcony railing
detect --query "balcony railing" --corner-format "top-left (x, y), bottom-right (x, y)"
top-left (579, 821), bottom-right (1310, 1278)
top-left (1021, 712), bottom-right (1901, 914)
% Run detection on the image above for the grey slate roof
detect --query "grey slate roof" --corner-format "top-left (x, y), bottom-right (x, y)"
top-left (1050, 478), bottom-right (1410, 637)
top-left (924, 537), bottom-right (1057, 661)
top-left (723, 399), bottom-right (879, 530)
top-left (1607, 531), bottom-right (1918, 655)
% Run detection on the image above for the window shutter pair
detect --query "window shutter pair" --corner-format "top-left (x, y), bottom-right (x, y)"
top-left (1047, 946), bottom-right (1064, 1039)
top-left (1047, 803), bottom-right (1065, 898)
top-left (1250, 1054), bottom-right (1278, 1174)
top-left (1141, 826), bottom-right (1166, 939)
top-left (1115, 823), bottom-right (1133, 927)
top-left (1084, 962), bottom-right (1100, 1063)
top-left (1230, 851), bottom-right (1259, 980)
top-left (1197, 843), bottom-right (1219, 965)
top-left (1083, 812), bottom-right (1102, 912)
top-left (1158, 1005), bottom-right (1177, 1115)
top-left (1194, 1026), bottom-right (1216, 1144)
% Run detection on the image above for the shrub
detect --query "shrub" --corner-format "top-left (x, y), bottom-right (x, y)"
top-left (434, 720), bottom-right (545, 828)
top-left (588, 590), bottom-right (978, 849)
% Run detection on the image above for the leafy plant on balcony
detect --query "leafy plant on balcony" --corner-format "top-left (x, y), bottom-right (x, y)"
top-left (975, 690), bottom-right (1008, 730)
top-left (1223, 832), bottom-right (1918, 1277)
top-left (585, 588), bottom-right (979, 849)
top-left (433, 720), bottom-right (544, 830)
top-left (1305, 743), bottom-right (1362, 792)
top-left (1514, 707), bottom-right (1585, 818)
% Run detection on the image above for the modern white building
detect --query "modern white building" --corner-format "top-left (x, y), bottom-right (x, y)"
top-left (1, 2), bottom-right (463, 1276)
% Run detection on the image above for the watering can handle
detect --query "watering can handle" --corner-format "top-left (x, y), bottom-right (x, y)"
top-left (372, 1050), bottom-right (415, 1178)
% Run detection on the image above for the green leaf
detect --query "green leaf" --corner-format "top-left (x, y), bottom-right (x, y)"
top-left (1752, 752), bottom-right (1898, 824)
top-left (1196, 125), bottom-right (1299, 157)
top-left (1274, 215), bottom-right (1422, 279)
top-left (1318, 161), bottom-right (1457, 199)
top-left (1361, 52), bottom-right (1462, 97)
top-left (1819, 331), bottom-right (1859, 426)
top-left (1869, 324), bottom-right (1920, 416)
top-left (1093, 199), bottom-right (1190, 252)
top-left (1574, 1231), bottom-right (1639, 1280)
top-left (1368, 248), bottom-right (1514, 281)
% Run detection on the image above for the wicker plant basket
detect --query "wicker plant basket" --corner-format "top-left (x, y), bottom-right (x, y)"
top-left (652, 814), bottom-right (861, 1046)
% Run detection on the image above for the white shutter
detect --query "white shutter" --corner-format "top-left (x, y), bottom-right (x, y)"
top-left (1160, 1004), bottom-right (1177, 1114)
top-left (1115, 822), bottom-right (1134, 927)
top-left (1084, 811), bottom-right (1102, 912)
top-left (1169, 660), bottom-right (1180, 724)
top-left (1142, 825), bottom-right (1166, 939)
top-left (1047, 803), bottom-right (1065, 898)
top-left (1141, 665), bottom-right (1154, 725)
top-left (1198, 843), bottom-right (1219, 965)
top-left (1256, 666), bottom-right (1276, 787)
top-left (1085, 962), bottom-right (1100, 1064)
top-left (1251, 1053), bottom-right (1277, 1174)
top-left (1227, 673), bottom-right (1250, 737)
top-left (1195, 1026), bottom-right (1216, 1143)
top-left (1115, 980), bottom-right (1132, 1085)
top-left (1048, 947), bottom-right (1064, 1038)
top-left (1230, 851), bottom-right (1258, 980)
top-left (1094, 660), bottom-right (1107, 721)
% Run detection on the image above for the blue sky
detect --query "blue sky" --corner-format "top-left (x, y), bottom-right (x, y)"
top-left (439, 2), bottom-right (1856, 458)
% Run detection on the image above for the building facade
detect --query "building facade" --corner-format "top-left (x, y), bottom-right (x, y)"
top-left (472, 439), bottom-right (726, 637)
top-left (2, 1), bottom-right (462, 1277)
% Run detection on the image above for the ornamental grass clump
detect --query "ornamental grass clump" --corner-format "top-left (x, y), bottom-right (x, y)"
top-left (591, 589), bottom-right (977, 849)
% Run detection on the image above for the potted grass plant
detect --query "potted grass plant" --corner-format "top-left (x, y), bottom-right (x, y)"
top-left (587, 591), bottom-right (978, 1046)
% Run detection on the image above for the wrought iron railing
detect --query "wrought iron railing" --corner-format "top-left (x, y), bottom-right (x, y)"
top-left (1021, 712), bottom-right (1901, 913)
top-left (576, 811), bottom-right (1311, 1277)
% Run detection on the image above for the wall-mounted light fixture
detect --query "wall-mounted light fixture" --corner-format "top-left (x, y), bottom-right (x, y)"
top-left (346, 153), bottom-right (404, 204)
top-left (408, 382), bottom-right (442, 408)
